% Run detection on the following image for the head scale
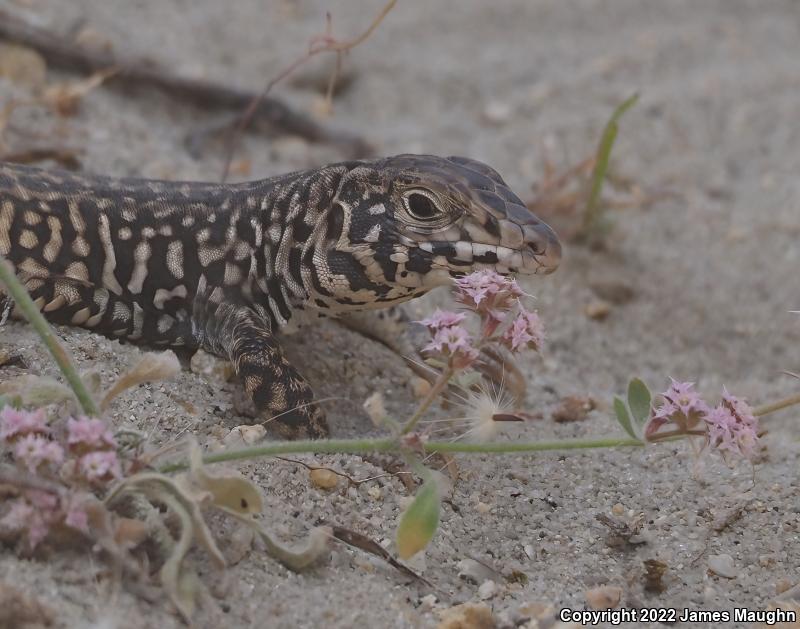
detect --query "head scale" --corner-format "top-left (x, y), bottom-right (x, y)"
top-left (312, 154), bottom-right (561, 310)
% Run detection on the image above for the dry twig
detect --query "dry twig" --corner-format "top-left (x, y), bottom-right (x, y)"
top-left (0, 9), bottom-right (372, 159)
top-left (220, 0), bottom-right (396, 181)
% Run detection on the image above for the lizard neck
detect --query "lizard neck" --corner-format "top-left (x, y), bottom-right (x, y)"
top-left (250, 164), bottom-right (352, 328)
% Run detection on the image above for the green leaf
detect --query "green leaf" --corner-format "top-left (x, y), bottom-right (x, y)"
top-left (396, 478), bottom-right (440, 560)
top-left (627, 378), bottom-right (652, 426)
top-left (613, 396), bottom-right (637, 440)
top-left (581, 92), bottom-right (639, 237)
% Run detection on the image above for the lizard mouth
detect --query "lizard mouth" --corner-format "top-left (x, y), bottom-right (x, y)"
top-left (444, 221), bottom-right (562, 277)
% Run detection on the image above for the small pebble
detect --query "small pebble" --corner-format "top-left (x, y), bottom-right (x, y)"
top-left (707, 553), bottom-right (737, 579)
top-left (309, 468), bottom-right (339, 490)
top-left (585, 299), bottom-right (612, 320)
top-left (363, 391), bottom-right (387, 427)
top-left (222, 427), bottom-right (246, 449)
top-left (585, 585), bottom-right (622, 609)
top-left (437, 602), bottom-right (495, 629)
top-left (411, 377), bottom-right (432, 399)
top-left (478, 579), bottom-right (498, 600)
top-left (190, 349), bottom-right (234, 383)
top-left (518, 601), bottom-right (555, 621)
top-left (222, 424), bottom-right (265, 447)
top-left (482, 100), bottom-right (513, 125)
top-left (239, 424), bottom-right (266, 445)
top-left (458, 559), bottom-right (496, 585)
top-left (419, 594), bottom-right (438, 612)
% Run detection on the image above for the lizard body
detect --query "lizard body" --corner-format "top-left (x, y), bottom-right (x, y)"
top-left (0, 155), bottom-right (561, 437)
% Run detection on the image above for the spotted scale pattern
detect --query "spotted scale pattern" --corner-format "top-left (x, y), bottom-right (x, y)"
top-left (0, 155), bottom-right (561, 438)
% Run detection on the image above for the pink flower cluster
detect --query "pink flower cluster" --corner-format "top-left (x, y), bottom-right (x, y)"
top-left (646, 380), bottom-right (709, 435)
top-left (418, 270), bottom-right (545, 369)
top-left (419, 310), bottom-right (479, 368)
top-left (705, 389), bottom-right (760, 459)
top-left (501, 309), bottom-right (545, 353)
top-left (0, 406), bottom-right (121, 547)
top-left (645, 379), bottom-right (760, 460)
top-left (1, 406), bottom-right (63, 473)
top-left (455, 271), bottom-right (524, 332)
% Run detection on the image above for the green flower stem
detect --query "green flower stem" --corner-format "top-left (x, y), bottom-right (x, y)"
top-left (0, 257), bottom-right (99, 416)
top-left (158, 435), bottom-right (644, 473)
top-left (423, 436), bottom-right (643, 454)
top-left (400, 365), bottom-right (455, 435)
top-left (753, 393), bottom-right (800, 418)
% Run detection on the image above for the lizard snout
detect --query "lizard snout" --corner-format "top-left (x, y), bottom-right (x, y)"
top-left (522, 221), bottom-right (561, 274)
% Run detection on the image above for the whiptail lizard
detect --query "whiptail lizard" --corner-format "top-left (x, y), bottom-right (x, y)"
top-left (0, 155), bottom-right (561, 438)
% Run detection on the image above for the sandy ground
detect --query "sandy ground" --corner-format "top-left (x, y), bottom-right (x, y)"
top-left (1, 0), bottom-right (799, 627)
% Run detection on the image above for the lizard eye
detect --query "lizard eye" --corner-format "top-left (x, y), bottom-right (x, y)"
top-left (403, 190), bottom-right (441, 221)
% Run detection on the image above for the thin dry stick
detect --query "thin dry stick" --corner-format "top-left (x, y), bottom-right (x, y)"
top-left (401, 366), bottom-right (456, 435)
top-left (275, 456), bottom-right (411, 487)
top-left (753, 393), bottom-right (800, 417)
top-left (220, 0), bottom-right (397, 182)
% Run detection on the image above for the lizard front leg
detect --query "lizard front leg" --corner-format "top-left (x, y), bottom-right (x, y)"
top-left (337, 307), bottom-right (421, 360)
top-left (199, 302), bottom-right (329, 439)
top-left (339, 307), bottom-right (527, 404)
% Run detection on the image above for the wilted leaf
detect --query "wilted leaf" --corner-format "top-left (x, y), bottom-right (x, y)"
top-left (105, 471), bottom-right (226, 622)
top-left (627, 378), bottom-right (651, 426)
top-left (613, 396), bottom-right (637, 440)
top-left (223, 508), bottom-right (330, 572)
top-left (100, 350), bottom-right (180, 410)
top-left (186, 439), bottom-right (262, 515)
top-left (331, 526), bottom-right (431, 586)
top-left (396, 478), bottom-right (440, 560)
top-left (185, 439), bottom-right (325, 572)
top-left (0, 374), bottom-right (75, 407)
top-left (158, 492), bottom-right (201, 622)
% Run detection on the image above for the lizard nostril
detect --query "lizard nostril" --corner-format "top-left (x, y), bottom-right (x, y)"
top-left (523, 221), bottom-right (562, 272)
top-left (528, 240), bottom-right (546, 255)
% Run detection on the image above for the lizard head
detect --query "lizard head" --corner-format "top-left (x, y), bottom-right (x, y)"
top-left (319, 154), bottom-right (560, 306)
